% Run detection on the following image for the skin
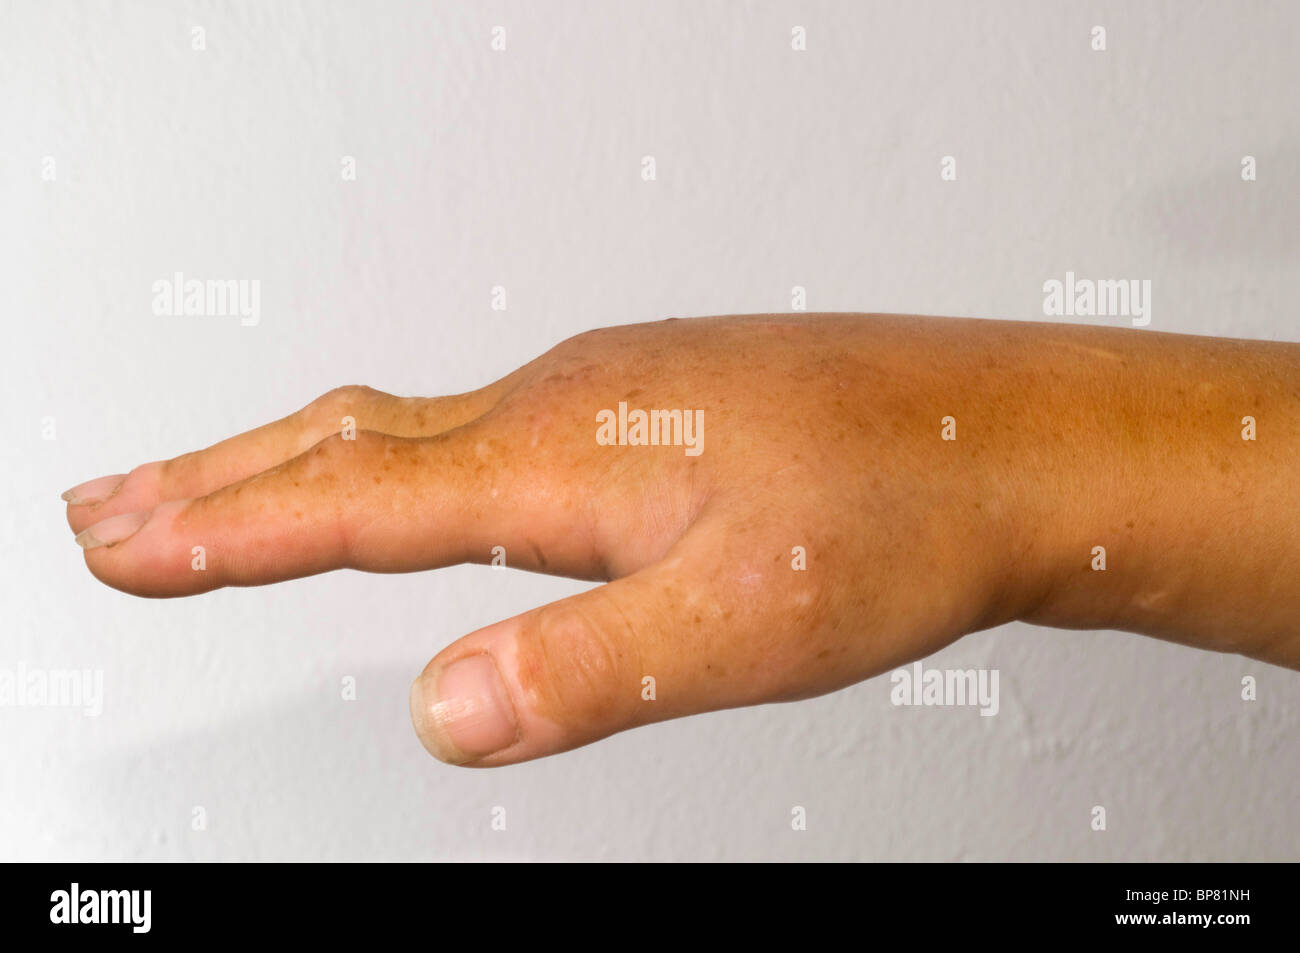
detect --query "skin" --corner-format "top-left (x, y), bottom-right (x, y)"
top-left (64, 314), bottom-right (1300, 766)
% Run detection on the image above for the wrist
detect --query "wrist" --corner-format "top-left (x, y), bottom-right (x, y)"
top-left (1007, 326), bottom-right (1300, 667)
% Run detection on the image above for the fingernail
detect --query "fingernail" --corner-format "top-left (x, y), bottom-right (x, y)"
top-left (410, 654), bottom-right (519, 764)
top-left (61, 474), bottom-right (127, 505)
top-left (74, 509), bottom-right (150, 550)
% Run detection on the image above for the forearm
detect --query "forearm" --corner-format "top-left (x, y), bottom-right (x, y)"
top-left (982, 320), bottom-right (1300, 667)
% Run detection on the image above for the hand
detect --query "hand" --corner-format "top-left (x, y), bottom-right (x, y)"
top-left (64, 314), bottom-right (1300, 765)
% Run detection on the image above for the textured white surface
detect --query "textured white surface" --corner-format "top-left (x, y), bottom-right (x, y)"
top-left (1, 0), bottom-right (1297, 861)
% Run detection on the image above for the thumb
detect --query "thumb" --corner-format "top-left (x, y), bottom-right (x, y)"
top-left (409, 539), bottom-right (764, 767)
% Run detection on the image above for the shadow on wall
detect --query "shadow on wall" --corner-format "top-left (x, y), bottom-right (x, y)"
top-left (71, 664), bottom-right (543, 861)
top-left (67, 663), bottom-right (792, 861)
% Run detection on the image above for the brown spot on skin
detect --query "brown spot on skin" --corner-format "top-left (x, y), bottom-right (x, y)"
top-left (1126, 520), bottom-right (1134, 529)
top-left (373, 475), bottom-right (382, 484)
top-left (816, 649), bottom-right (831, 659)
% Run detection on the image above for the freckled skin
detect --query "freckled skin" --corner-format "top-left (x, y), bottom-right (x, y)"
top-left (65, 314), bottom-right (1300, 765)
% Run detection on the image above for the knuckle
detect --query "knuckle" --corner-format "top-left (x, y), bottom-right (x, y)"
top-left (515, 602), bottom-right (639, 729)
top-left (301, 428), bottom-right (386, 471)
top-left (289, 432), bottom-right (344, 484)
top-left (154, 452), bottom-right (190, 487)
top-left (550, 326), bottom-right (609, 359)
top-left (290, 431), bottom-right (372, 491)
top-left (328, 383), bottom-right (382, 402)
top-left (302, 385), bottom-right (381, 430)
top-left (285, 431), bottom-right (391, 564)
top-left (568, 327), bottom-right (604, 346)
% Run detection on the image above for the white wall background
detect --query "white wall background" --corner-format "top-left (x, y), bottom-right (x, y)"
top-left (2, 0), bottom-right (1297, 861)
